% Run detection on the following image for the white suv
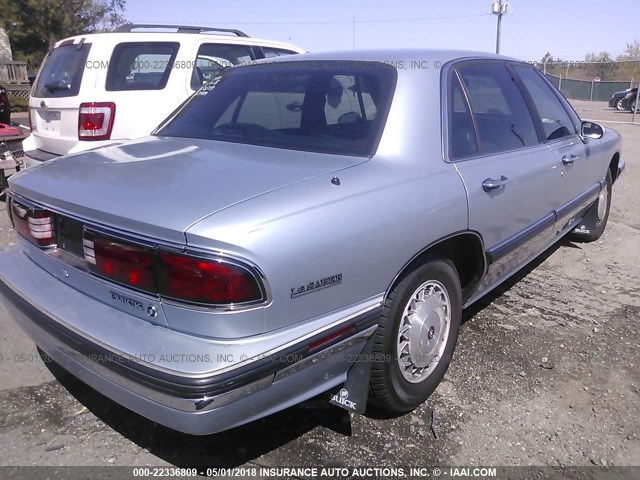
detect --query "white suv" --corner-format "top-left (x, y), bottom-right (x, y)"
top-left (23, 24), bottom-right (305, 165)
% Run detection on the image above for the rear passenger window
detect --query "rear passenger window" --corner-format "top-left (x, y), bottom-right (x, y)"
top-left (106, 42), bottom-right (179, 91)
top-left (449, 74), bottom-right (478, 160)
top-left (512, 65), bottom-right (577, 141)
top-left (190, 44), bottom-right (254, 90)
top-left (457, 62), bottom-right (538, 155)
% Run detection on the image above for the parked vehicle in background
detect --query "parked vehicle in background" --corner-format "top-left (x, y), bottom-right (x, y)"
top-left (608, 87), bottom-right (638, 111)
top-left (622, 88), bottom-right (639, 112)
top-left (0, 50), bottom-right (624, 435)
top-left (22, 24), bottom-right (305, 166)
top-left (0, 85), bottom-right (10, 124)
top-left (627, 92), bottom-right (639, 114)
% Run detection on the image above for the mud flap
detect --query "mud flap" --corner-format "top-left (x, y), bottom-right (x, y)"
top-left (329, 335), bottom-right (376, 414)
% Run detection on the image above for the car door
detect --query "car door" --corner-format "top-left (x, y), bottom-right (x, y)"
top-left (511, 64), bottom-right (601, 233)
top-left (447, 61), bottom-right (561, 293)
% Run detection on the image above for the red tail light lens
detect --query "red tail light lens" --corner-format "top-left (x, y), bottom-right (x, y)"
top-left (82, 231), bottom-right (264, 306)
top-left (10, 200), bottom-right (55, 247)
top-left (156, 251), bottom-right (262, 305)
top-left (78, 102), bottom-right (115, 140)
top-left (84, 231), bottom-right (155, 291)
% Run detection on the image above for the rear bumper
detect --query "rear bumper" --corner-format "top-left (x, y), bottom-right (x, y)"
top-left (0, 245), bottom-right (379, 434)
top-left (23, 148), bottom-right (60, 166)
top-left (22, 135), bottom-right (124, 167)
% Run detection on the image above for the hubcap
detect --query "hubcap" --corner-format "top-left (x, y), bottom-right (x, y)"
top-left (396, 280), bottom-right (451, 383)
top-left (597, 185), bottom-right (608, 223)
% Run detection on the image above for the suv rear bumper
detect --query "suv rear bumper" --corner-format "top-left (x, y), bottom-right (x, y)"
top-left (23, 148), bottom-right (61, 166)
top-left (0, 245), bottom-right (379, 435)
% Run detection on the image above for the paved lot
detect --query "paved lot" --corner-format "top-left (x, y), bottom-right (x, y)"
top-left (0, 102), bottom-right (638, 468)
top-left (571, 99), bottom-right (640, 124)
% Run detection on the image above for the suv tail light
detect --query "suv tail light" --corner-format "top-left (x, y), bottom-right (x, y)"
top-left (156, 252), bottom-right (262, 304)
top-left (83, 230), bottom-right (264, 306)
top-left (10, 200), bottom-right (55, 247)
top-left (78, 102), bottom-right (115, 140)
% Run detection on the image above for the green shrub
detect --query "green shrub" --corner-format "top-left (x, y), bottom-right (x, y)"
top-left (8, 95), bottom-right (29, 113)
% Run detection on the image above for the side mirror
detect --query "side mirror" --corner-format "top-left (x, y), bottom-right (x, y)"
top-left (581, 121), bottom-right (604, 140)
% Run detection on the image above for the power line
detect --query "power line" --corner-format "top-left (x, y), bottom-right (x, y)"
top-left (128, 13), bottom-right (491, 26)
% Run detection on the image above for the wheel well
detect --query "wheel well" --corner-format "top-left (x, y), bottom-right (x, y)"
top-left (610, 153), bottom-right (620, 183)
top-left (387, 233), bottom-right (486, 303)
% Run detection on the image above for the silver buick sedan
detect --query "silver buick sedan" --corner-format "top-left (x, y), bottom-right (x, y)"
top-left (0, 50), bottom-right (624, 435)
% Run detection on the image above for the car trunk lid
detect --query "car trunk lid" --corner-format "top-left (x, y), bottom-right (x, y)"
top-left (9, 136), bottom-right (366, 244)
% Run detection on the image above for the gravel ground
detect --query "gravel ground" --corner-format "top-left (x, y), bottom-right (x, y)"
top-left (0, 103), bottom-right (638, 470)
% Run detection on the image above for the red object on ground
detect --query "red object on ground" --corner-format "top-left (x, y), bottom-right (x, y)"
top-left (0, 123), bottom-right (22, 137)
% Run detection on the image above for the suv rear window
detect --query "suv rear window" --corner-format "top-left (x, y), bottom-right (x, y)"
top-left (157, 62), bottom-right (396, 156)
top-left (106, 42), bottom-right (180, 91)
top-left (33, 42), bottom-right (91, 98)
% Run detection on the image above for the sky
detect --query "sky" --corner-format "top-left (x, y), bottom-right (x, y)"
top-left (124, 0), bottom-right (639, 61)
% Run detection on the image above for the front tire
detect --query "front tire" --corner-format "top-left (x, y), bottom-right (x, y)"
top-left (571, 170), bottom-right (612, 242)
top-left (369, 259), bottom-right (462, 412)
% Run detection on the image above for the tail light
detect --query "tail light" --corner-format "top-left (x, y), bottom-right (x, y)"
top-left (10, 200), bottom-right (55, 247)
top-left (78, 102), bottom-right (115, 140)
top-left (83, 230), bottom-right (264, 306)
top-left (84, 231), bottom-right (155, 291)
top-left (156, 252), bottom-right (263, 304)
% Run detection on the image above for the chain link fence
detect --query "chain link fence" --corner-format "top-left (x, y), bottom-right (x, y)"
top-left (529, 60), bottom-right (640, 124)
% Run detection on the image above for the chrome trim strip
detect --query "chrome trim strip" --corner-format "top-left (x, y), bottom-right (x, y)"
top-left (273, 325), bottom-right (376, 382)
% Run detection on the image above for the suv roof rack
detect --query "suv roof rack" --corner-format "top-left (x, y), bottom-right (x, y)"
top-left (114, 24), bottom-right (249, 37)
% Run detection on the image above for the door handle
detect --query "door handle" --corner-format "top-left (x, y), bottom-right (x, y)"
top-left (562, 154), bottom-right (577, 165)
top-left (482, 175), bottom-right (509, 192)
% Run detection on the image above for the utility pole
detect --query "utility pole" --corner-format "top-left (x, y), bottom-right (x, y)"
top-left (491, 0), bottom-right (507, 54)
top-left (353, 14), bottom-right (356, 49)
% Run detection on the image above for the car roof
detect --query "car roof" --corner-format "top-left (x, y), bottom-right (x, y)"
top-left (258, 48), bottom-right (519, 66)
top-left (53, 32), bottom-right (305, 52)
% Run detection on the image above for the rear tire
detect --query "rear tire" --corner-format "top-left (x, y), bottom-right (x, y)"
top-left (570, 170), bottom-right (612, 242)
top-left (369, 259), bottom-right (462, 412)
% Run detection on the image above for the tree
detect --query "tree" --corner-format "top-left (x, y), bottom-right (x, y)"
top-left (0, 0), bottom-right (126, 65)
top-left (616, 40), bottom-right (640, 61)
top-left (584, 51), bottom-right (613, 63)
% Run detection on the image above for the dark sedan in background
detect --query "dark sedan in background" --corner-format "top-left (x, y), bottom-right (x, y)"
top-left (608, 87), bottom-right (638, 111)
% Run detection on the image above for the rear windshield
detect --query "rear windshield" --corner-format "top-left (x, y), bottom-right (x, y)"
top-left (156, 61), bottom-right (396, 156)
top-left (33, 42), bottom-right (91, 98)
top-left (106, 42), bottom-right (180, 91)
